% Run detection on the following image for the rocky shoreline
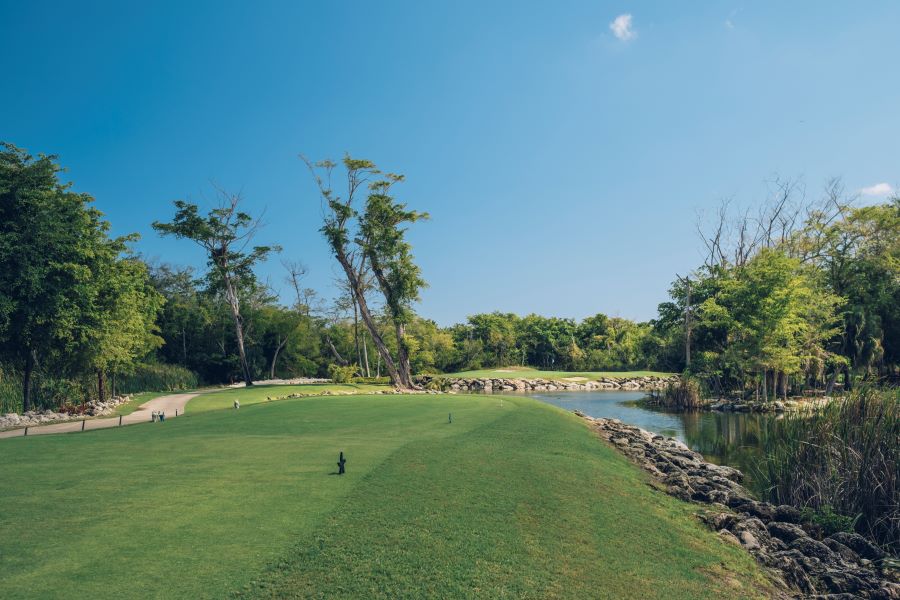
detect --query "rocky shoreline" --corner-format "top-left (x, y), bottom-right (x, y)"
top-left (0, 395), bottom-right (133, 430)
top-left (266, 388), bottom-right (444, 401)
top-left (579, 412), bottom-right (898, 599)
top-left (417, 374), bottom-right (678, 393)
top-left (643, 393), bottom-right (836, 414)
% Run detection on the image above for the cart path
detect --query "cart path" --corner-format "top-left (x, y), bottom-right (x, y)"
top-left (0, 392), bottom-right (202, 439)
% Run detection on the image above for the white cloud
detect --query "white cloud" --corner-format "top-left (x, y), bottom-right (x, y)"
top-left (610, 14), bottom-right (636, 41)
top-left (859, 182), bottom-right (895, 197)
top-left (725, 9), bottom-right (740, 30)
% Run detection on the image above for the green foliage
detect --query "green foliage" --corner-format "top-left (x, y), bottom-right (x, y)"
top-left (77, 256), bottom-right (165, 389)
top-left (658, 197), bottom-right (900, 394)
top-left (327, 363), bottom-right (358, 384)
top-left (798, 200), bottom-right (900, 378)
top-left (799, 506), bottom-right (856, 537)
top-left (403, 317), bottom-right (455, 373)
top-left (152, 198), bottom-right (279, 291)
top-left (692, 249), bottom-right (842, 394)
top-left (443, 312), bottom-right (663, 374)
top-left (360, 175), bottom-right (429, 327)
top-left (153, 193), bottom-right (280, 385)
top-left (0, 142), bottom-right (162, 409)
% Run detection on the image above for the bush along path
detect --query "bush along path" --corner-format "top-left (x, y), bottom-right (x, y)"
top-left (579, 413), bottom-right (900, 599)
top-left (0, 392), bottom-right (200, 439)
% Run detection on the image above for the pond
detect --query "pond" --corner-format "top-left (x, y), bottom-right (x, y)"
top-left (522, 390), bottom-right (779, 497)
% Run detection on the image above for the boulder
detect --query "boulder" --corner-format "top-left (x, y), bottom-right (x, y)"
top-left (828, 532), bottom-right (887, 561)
top-left (767, 521), bottom-right (808, 543)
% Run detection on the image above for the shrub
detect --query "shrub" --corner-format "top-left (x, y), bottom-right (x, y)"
top-left (327, 364), bottom-right (358, 384)
top-left (800, 506), bottom-right (856, 537)
top-left (351, 376), bottom-right (391, 385)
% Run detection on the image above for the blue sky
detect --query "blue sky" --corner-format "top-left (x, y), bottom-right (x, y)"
top-left (2, 1), bottom-right (898, 325)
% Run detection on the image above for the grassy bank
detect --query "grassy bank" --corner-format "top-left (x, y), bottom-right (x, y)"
top-left (185, 383), bottom-right (387, 413)
top-left (1, 390), bottom-right (769, 599)
top-left (436, 366), bottom-right (674, 380)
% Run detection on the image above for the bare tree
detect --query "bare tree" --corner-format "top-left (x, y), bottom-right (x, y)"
top-left (696, 176), bottom-right (817, 269)
top-left (283, 259), bottom-right (323, 316)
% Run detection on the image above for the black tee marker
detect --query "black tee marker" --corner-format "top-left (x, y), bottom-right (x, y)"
top-left (337, 451), bottom-right (346, 475)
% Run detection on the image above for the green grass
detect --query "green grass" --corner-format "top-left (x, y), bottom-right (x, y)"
top-left (186, 383), bottom-right (388, 413)
top-left (0, 390), bottom-right (769, 599)
top-left (438, 367), bottom-right (674, 380)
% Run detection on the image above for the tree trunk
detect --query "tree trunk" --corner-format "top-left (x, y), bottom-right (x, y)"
top-left (684, 279), bottom-right (692, 369)
top-left (270, 335), bottom-right (288, 379)
top-left (365, 258), bottom-right (417, 389)
top-left (762, 370), bottom-right (769, 403)
top-left (755, 372), bottom-right (760, 402)
top-left (97, 369), bottom-right (106, 403)
top-left (22, 350), bottom-right (35, 413)
top-left (224, 277), bottom-right (253, 386)
top-left (362, 333), bottom-right (371, 377)
top-left (326, 335), bottom-right (348, 365)
top-left (334, 251), bottom-right (402, 387)
top-left (825, 367), bottom-right (838, 396)
top-left (353, 303), bottom-right (363, 376)
top-left (394, 322), bottom-right (415, 388)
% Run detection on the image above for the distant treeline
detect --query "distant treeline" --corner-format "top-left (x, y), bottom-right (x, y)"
top-left (1, 144), bottom-right (897, 412)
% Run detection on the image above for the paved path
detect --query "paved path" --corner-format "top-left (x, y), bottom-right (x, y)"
top-left (0, 392), bottom-right (202, 439)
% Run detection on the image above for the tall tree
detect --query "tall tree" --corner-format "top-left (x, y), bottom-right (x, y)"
top-left (0, 145), bottom-right (95, 408)
top-left (358, 179), bottom-right (427, 387)
top-left (80, 254), bottom-right (164, 401)
top-left (153, 192), bottom-right (278, 386)
top-left (304, 156), bottom-right (427, 389)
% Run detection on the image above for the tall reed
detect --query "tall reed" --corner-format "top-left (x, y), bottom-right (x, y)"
top-left (661, 375), bottom-right (703, 409)
top-left (755, 387), bottom-right (899, 552)
top-left (114, 363), bottom-right (199, 394)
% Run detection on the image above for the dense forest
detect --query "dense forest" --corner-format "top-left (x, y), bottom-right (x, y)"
top-left (1, 145), bottom-right (898, 412)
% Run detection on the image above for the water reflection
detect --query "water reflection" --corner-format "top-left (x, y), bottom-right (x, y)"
top-left (524, 390), bottom-right (777, 496)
